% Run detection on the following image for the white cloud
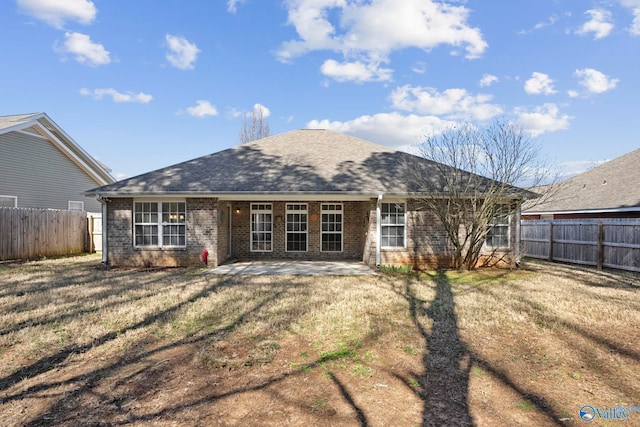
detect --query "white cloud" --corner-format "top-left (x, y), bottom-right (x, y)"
top-left (620, 0), bottom-right (640, 34)
top-left (390, 85), bottom-right (503, 120)
top-left (307, 112), bottom-right (457, 149)
top-left (55, 32), bottom-right (110, 67)
top-left (320, 58), bottom-right (393, 83)
top-left (516, 103), bottom-right (571, 136)
top-left (576, 8), bottom-right (614, 39)
top-left (165, 34), bottom-right (200, 70)
top-left (17, 0), bottom-right (97, 29)
top-left (186, 100), bottom-right (218, 118)
top-left (80, 88), bottom-right (153, 103)
top-left (411, 61), bottom-right (427, 74)
top-left (278, 0), bottom-right (487, 82)
top-left (251, 103), bottom-right (271, 118)
top-left (227, 0), bottom-right (246, 14)
top-left (631, 8), bottom-right (640, 35)
top-left (524, 72), bottom-right (557, 95)
top-left (479, 74), bottom-right (498, 87)
top-left (574, 68), bottom-right (619, 93)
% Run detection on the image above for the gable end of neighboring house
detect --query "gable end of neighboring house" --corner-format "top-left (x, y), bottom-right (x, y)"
top-left (523, 147), bottom-right (640, 220)
top-left (0, 113), bottom-right (115, 212)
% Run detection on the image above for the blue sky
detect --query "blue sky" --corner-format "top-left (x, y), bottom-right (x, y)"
top-left (1, 0), bottom-right (638, 181)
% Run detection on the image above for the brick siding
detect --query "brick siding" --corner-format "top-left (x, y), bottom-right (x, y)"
top-left (106, 197), bottom-right (515, 268)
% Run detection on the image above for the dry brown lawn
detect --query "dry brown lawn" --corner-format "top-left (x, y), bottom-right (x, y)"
top-left (0, 254), bottom-right (638, 426)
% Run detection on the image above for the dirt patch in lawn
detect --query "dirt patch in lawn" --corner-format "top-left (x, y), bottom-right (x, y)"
top-left (0, 255), bottom-right (639, 426)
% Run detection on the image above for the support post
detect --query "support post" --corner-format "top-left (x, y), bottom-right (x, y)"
top-left (597, 221), bottom-right (604, 271)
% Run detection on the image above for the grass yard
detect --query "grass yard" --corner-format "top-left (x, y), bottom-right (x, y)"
top-left (0, 255), bottom-right (639, 426)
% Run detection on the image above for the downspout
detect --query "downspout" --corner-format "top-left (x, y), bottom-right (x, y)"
top-left (376, 194), bottom-right (383, 266)
top-left (96, 195), bottom-right (108, 264)
top-left (515, 202), bottom-right (522, 266)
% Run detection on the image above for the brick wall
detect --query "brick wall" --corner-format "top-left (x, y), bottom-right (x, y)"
top-left (106, 197), bottom-right (218, 267)
top-left (363, 198), bottom-right (516, 269)
top-left (106, 196), bottom-right (516, 269)
top-left (229, 201), bottom-right (368, 261)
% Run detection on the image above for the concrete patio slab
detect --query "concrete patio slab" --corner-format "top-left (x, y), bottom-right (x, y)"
top-left (206, 260), bottom-right (378, 276)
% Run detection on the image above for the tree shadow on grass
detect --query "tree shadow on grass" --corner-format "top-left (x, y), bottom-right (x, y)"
top-left (412, 271), bottom-right (474, 426)
top-left (391, 271), bottom-right (566, 427)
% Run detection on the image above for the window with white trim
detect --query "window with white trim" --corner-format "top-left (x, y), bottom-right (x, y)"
top-left (321, 203), bottom-right (342, 252)
top-left (0, 195), bottom-right (17, 208)
top-left (68, 201), bottom-right (84, 211)
top-left (486, 206), bottom-right (510, 248)
top-left (134, 201), bottom-right (186, 247)
top-left (381, 202), bottom-right (406, 248)
top-left (286, 203), bottom-right (307, 252)
top-left (251, 203), bottom-right (272, 252)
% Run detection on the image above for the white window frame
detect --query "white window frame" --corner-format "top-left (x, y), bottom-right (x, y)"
top-left (381, 202), bottom-right (406, 249)
top-left (68, 201), bottom-right (85, 211)
top-left (486, 205), bottom-right (511, 249)
top-left (321, 203), bottom-right (343, 252)
top-left (133, 200), bottom-right (186, 248)
top-left (0, 195), bottom-right (17, 208)
top-left (251, 203), bottom-right (273, 252)
top-left (286, 203), bottom-right (308, 252)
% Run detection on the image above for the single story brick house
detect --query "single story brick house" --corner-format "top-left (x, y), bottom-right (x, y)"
top-left (86, 129), bottom-right (529, 268)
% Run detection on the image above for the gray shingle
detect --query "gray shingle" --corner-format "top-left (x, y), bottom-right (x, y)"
top-left (87, 129), bottom-right (528, 198)
top-left (527, 147), bottom-right (640, 213)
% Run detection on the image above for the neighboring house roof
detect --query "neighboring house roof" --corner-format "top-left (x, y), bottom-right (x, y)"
top-left (0, 112), bottom-right (115, 186)
top-left (86, 129), bottom-right (530, 200)
top-left (526, 147), bottom-right (640, 215)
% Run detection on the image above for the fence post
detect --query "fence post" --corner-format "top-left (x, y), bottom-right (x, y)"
top-left (548, 221), bottom-right (554, 261)
top-left (597, 221), bottom-right (604, 270)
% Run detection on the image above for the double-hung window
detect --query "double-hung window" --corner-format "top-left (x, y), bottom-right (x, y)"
top-left (321, 203), bottom-right (342, 252)
top-left (251, 203), bottom-right (272, 252)
top-left (134, 201), bottom-right (186, 247)
top-left (381, 202), bottom-right (405, 248)
top-left (486, 205), bottom-right (510, 248)
top-left (286, 203), bottom-right (307, 252)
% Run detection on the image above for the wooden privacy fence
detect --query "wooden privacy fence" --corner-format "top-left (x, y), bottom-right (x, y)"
top-left (0, 207), bottom-right (89, 261)
top-left (521, 219), bottom-right (640, 273)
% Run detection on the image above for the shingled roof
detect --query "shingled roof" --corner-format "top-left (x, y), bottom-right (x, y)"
top-left (526, 147), bottom-right (640, 214)
top-left (86, 129), bottom-right (529, 199)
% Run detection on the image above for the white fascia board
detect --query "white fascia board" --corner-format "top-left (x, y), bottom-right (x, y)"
top-left (31, 121), bottom-right (112, 186)
top-left (92, 192), bottom-right (379, 201)
top-left (0, 113), bottom-right (46, 135)
top-left (525, 206), bottom-right (640, 215)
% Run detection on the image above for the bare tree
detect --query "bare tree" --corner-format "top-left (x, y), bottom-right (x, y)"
top-left (239, 104), bottom-right (270, 144)
top-left (407, 119), bottom-right (556, 270)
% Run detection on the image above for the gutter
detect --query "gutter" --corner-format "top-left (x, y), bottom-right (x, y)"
top-left (525, 206), bottom-right (640, 216)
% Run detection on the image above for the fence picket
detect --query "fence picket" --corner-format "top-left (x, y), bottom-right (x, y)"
top-left (521, 219), bottom-right (640, 273)
top-left (0, 207), bottom-right (89, 261)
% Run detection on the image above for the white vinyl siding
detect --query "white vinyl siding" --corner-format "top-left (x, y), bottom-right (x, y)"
top-left (381, 202), bottom-right (406, 248)
top-left (286, 203), bottom-right (308, 252)
top-left (0, 131), bottom-right (104, 211)
top-left (134, 201), bottom-right (186, 247)
top-left (321, 203), bottom-right (343, 252)
top-left (251, 203), bottom-right (273, 252)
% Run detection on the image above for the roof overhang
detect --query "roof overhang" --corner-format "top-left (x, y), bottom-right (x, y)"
top-left (525, 206), bottom-right (640, 215)
top-left (2, 113), bottom-right (115, 186)
top-left (85, 190), bottom-right (528, 202)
